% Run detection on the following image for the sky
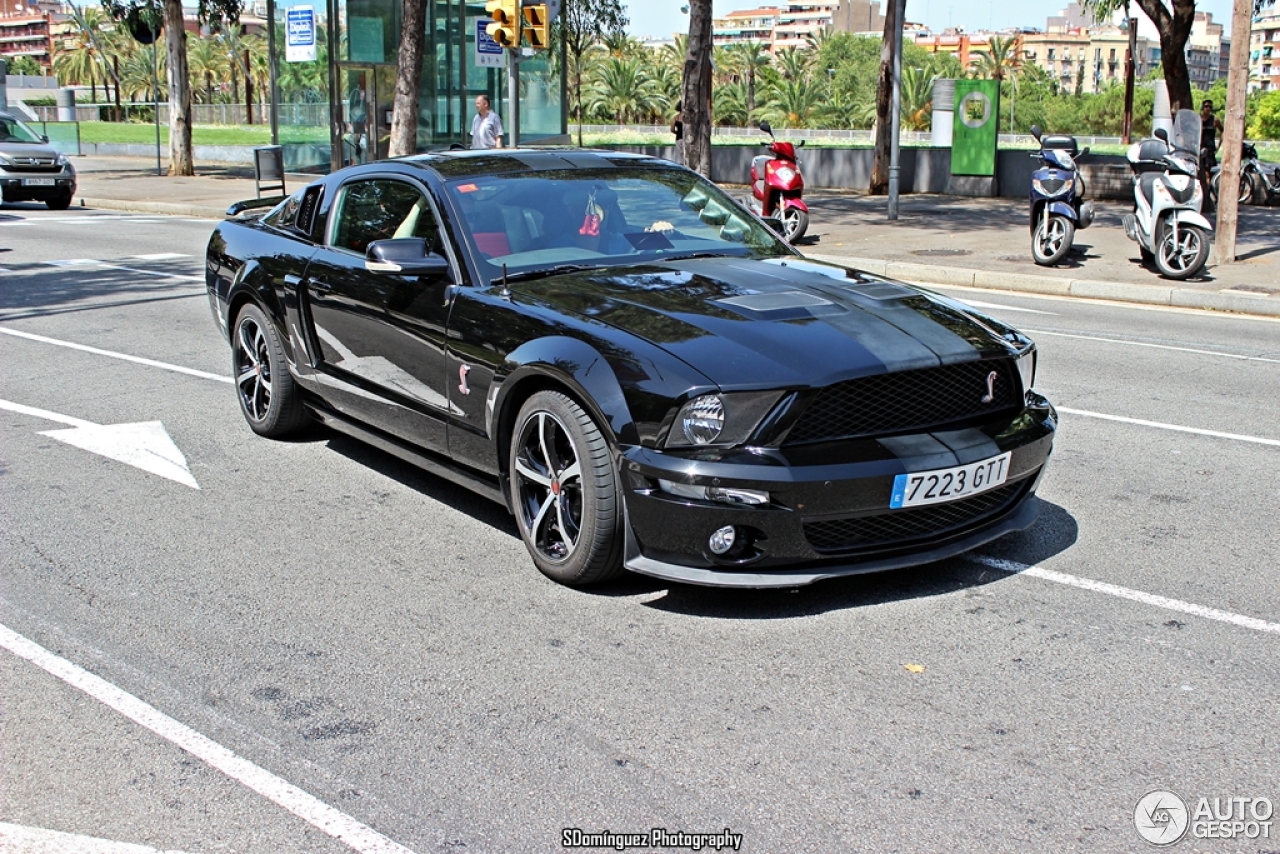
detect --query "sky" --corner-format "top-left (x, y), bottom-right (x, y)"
top-left (623, 0), bottom-right (1239, 43)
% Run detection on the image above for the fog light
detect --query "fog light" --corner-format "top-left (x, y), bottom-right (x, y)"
top-left (709, 525), bottom-right (737, 555)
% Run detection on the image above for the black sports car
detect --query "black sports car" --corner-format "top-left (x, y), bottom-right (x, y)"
top-left (206, 149), bottom-right (1056, 588)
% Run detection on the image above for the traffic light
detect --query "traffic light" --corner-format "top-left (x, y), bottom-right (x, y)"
top-left (522, 4), bottom-right (550, 50)
top-left (484, 0), bottom-right (520, 48)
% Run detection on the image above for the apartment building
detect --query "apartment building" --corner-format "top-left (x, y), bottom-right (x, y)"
top-left (1249, 7), bottom-right (1280, 91)
top-left (713, 0), bottom-right (885, 53)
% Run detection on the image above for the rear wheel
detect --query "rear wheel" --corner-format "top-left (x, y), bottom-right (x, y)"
top-left (1154, 221), bottom-right (1210, 280)
top-left (232, 303), bottom-right (309, 437)
top-left (1031, 214), bottom-right (1074, 265)
top-left (509, 391), bottom-right (624, 586)
top-left (1211, 171), bottom-right (1253, 206)
top-left (780, 206), bottom-right (809, 242)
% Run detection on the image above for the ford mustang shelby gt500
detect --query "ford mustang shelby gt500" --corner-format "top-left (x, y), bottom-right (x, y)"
top-left (206, 149), bottom-right (1056, 588)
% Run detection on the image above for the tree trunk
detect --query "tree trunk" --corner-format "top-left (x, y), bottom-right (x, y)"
top-left (1137, 0), bottom-right (1195, 112)
top-left (244, 51), bottom-right (254, 125)
top-left (164, 0), bottom-right (194, 175)
top-left (389, 0), bottom-right (426, 157)
top-left (1214, 0), bottom-right (1254, 265)
top-left (870, 0), bottom-right (901, 195)
top-left (682, 0), bottom-right (713, 178)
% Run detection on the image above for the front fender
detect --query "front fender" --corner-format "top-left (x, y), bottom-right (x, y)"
top-left (488, 336), bottom-right (648, 450)
top-left (779, 197), bottom-right (808, 213)
top-left (1168, 210), bottom-right (1213, 231)
top-left (1047, 200), bottom-right (1078, 220)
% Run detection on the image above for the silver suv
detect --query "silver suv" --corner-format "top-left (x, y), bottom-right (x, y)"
top-left (0, 110), bottom-right (77, 209)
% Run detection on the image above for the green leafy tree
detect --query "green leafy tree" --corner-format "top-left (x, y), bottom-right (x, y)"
top-left (725, 40), bottom-right (770, 118)
top-left (103, 0), bottom-right (246, 175)
top-left (1248, 90), bottom-right (1280, 139)
top-left (1079, 0), bottom-right (1192, 112)
top-left (586, 56), bottom-right (657, 124)
top-left (556, 0), bottom-right (629, 146)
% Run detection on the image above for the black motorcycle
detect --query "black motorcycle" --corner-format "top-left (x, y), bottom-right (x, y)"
top-left (1210, 142), bottom-right (1280, 206)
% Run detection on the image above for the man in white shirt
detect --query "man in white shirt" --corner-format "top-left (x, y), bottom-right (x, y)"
top-left (470, 95), bottom-right (504, 150)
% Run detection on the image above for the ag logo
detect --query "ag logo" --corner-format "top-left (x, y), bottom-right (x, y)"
top-left (1134, 790), bottom-right (1189, 846)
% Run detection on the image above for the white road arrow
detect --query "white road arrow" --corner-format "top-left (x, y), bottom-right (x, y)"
top-left (0, 399), bottom-right (199, 489)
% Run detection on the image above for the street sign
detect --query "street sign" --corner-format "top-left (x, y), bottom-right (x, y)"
top-left (475, 18), bottom-right (507, 68)
top-left (285, 6), bottom-right (317, 63)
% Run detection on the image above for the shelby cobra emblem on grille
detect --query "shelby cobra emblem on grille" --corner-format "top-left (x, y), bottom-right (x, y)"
top-left (981, 370), bottom-right (998, 404)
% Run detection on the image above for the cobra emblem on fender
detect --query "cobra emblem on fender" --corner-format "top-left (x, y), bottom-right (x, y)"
top-left (981, 370), bottom-right (998, 404)
top-left (458, 364), bottom-right (471, 395)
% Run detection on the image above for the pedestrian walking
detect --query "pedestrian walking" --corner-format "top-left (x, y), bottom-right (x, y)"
top-left (471, 95), bottom-right (504, 150)
top-left (670, 100), bottom-right (684, 166)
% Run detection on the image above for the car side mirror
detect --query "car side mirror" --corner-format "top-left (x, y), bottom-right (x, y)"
top-left (365, 238), bottom-right (450, 277)
top-left (41, 134), bottom-right (49, 143)
top-left (1080, 146), bottom-right (1090, 157)
top-left (797, 139), bottom-right (805, 147)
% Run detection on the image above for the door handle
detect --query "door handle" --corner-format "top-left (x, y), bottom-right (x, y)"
top-left (309, 280), bottom-right (333, 295)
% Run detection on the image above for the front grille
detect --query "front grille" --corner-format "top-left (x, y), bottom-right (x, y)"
top-left (803, 480), bottom-right (1026, 554)
top-left (784, 359), bottom-right (1018, 444)
top-left (3, 163), bottom-right (61, 174)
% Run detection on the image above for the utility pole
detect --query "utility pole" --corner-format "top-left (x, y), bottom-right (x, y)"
top-left (1215, 0), bottom-right (1253, 265)
top-left (1122, 12), bottom-right (1136, 144)
top-left (887, 0), bottom-right (904, 219)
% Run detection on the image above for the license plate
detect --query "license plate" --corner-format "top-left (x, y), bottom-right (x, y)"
top-left (23, 178), bottom-right (56, 186)
top-left (890, 452), bottom-right (1012, 509)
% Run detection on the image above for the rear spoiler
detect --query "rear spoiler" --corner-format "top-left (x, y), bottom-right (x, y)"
top-left (226, 196), bottom-right (286, 217)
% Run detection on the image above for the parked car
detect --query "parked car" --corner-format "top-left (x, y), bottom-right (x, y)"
top-left (0, 111), bottom-right (77, 209)
top-left (206, 149), bottom-right (1057, 588)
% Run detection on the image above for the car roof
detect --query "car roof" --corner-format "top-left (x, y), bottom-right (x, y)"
top-left (381, 147), bottom-right (668, 181)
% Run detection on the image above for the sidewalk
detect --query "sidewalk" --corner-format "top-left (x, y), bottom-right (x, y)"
top-left (66, 155), bottom-right (1280, 318)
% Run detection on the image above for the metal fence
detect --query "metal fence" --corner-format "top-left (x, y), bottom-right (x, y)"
top-left (28, 120), bottom-right (81, 156)
top-left (579, 124), bottom-right (1129, 148)
top-left (29, 102), bottom-right (331, 127)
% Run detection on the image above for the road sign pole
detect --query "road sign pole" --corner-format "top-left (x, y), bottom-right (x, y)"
top-left (508, 51), bottom-right (519, 148)
top-left (152, 38), bottom-right (162, 176)
top-left (267, 0), bottom-right (280, 145)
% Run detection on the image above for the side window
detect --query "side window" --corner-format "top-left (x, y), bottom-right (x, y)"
top-left (263, 189), bottom-right (303, 230)
top-left (330, 179), bottom-right (431, 254)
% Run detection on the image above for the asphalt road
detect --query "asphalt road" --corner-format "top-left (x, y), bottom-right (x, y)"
top-left (2, 203), bottom-right (1278, 854)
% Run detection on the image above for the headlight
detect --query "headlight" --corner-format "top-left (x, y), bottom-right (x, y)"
top-left (773, 166), bottom-right (797, 184)
top-left (56, 154), bottom-right (70, 167)
top-left (664, 391), bottom-right (785, 448)
top-left (1015, 348), bottom-right (1036, 396)
top-left (1032, 176), bottom-right (1073, 198)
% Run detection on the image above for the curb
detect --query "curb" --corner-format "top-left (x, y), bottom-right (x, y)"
top-left (809, 253), bottom-right (1280, 318)
top-left (76, 197), bottom-right (229, 219)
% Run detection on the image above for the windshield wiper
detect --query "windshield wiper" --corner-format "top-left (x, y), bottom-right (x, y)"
top-left (495, 264), bottom-right (595, 285)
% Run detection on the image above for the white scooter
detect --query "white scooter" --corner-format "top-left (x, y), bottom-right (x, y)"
top-left (1122, 109), bottom-right (1213, 280)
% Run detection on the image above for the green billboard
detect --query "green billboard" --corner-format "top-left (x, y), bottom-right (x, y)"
top-left (951, 79), bottom-right (1000, 176)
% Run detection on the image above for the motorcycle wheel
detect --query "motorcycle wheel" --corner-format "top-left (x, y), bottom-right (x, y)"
top-left (780, 206), bottom-right (809, 242)
top-left (1031, 215), bottom-right (1074, 266)
top-left (1211, 171), bottom-right (1253, 206)
top-left (1154, 222), bottom-right (1210, 280)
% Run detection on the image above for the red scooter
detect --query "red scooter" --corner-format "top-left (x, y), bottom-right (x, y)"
top-left (746, 119), bottom-right (809, 242)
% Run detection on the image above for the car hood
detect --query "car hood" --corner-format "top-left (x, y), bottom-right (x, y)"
top-left (0, 140), bottom-right (62, 163)
top-left (510, 256), bottom-right (1031, 390)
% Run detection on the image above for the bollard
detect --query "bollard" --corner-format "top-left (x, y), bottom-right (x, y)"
top-left (253, 145), bottom-right (286, 198)
top-left (56, 88), bottom-right (76, 122)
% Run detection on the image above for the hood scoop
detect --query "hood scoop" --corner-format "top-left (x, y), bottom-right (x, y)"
top-left (715, 290), bottom-right (839, 320)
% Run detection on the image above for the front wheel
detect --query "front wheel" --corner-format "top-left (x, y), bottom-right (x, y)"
top-left (46, 192), bottom-right (73, 211)
top-left (1031, 214), bottom-right (1075, 265)
top-left (1154, 221), bottom-right (1210, 280)
top-left (509, 391), bottom-right (624, 586)
top-left (780, 205), bottom-right (809, 242)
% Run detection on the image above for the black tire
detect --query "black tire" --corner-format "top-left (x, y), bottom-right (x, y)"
top-left (1031, 214), bottom-right (1075, 265)
top-left (232, 303), bottom-right (309, 437)
top-left (1154, 221), bottom-right (1210, 280)
top-left (46, 192), bottom-right (73, 211)
top-left (509, 391), bottom-right (624, 586)
top-left (1140, 246), bottom-right (1155, 265)
top-left (780, 206), bottom-right (809, 242)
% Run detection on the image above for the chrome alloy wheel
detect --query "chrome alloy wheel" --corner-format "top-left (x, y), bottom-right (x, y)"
top-left (513, 410), bottom-right (585, 563)
top-left (234, 314), bottom-right (274, 422)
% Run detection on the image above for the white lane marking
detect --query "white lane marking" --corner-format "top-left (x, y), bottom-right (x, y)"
top-left (1058, 406), bottom-right (1280, 448)
top-left (0, 328), bottom-right (232, 383)
top-left (957, 299), bottom-right (1056, 315)
top-left (134, 253), bottom-right (191, 261)
top-left (927, 283), bottom-right (1280, 322)
top-left (973, 556), bottom-right (1280, 636)
top-left (1023, 328), bottom-right (1280, 364)
top-left (0, 624), bottom-right (418, 854)
top-left (0, 399), bottom-right (199, 489)
top-left (0, 627), bottom-right (414, 854)
top-left (44, 259), bottom-right (201, 280)
top-left (0, 822), bottom-right (193, 854)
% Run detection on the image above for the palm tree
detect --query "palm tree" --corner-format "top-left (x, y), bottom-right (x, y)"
top-left (119, 45), bottom-right (166, 103)
top-left (186, 36), bottom-right (228, 105)
top-left (761, 75), bottom-right (823, 128)
top-left (774, 46), bottom-right (812, 81)
top-left (969, 35), bottom-right (1023, 130)
top-left (726, 40), bottom-right (770, 119)
top-left (900, 66), bottom-right (936, 131)
top-left (585, 55), bottom-right (657, 124)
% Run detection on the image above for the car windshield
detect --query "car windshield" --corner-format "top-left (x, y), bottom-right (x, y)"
top-left (0, 115), bottom-right (45, 144)
top-left (444, 167), bottom-right (792, 279)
